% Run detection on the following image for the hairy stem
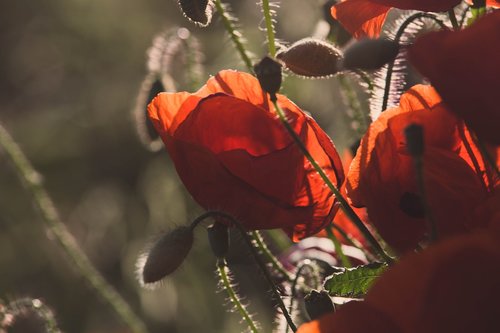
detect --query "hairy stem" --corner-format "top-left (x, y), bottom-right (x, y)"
top-left (251, 231), bottom-right (294, 281)
top-left (261, 0), bottom-right (277, 56)
top-left (217, 259), bottom-right (260, 333)
top-left (214, 0), bottom-right (254, 72)
top-left (0, 123), bottom-right (148, 333)
top-left (271, 100), bottom-right (393, 264)
top-left (326, 227), bottom-right (352, 268)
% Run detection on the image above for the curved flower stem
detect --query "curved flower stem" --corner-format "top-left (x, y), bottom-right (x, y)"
top-left (217, 259), bottom-right (261, 333)
top-left (251, 231), bottom-right (294, 281)
top-left (285, 262), bottom-right (316, 333)
top-left (260, 0), bottom-right (277, 57)
top-left (0, 123), bottom-right (148, 333)
top-left (381, 13), bottom-right (447, 112)
top-left (214, 0), bottom-right (254, 72)
top-left (271, 100), bottom-right (393, 264)
top-left (326, 227), bottom-right (352, 268)
top-left (191, 211), bottom-right (297, 332)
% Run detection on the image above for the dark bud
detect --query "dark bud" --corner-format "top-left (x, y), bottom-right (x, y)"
top-left (138, 226), bottom-right (194, 285)
top-left (254, 56), bottom-right (282, 101)
top-left (207, 222), bottom-right (230, 258)
top-left (341, 38), bottom-right (400, 71)
top-left (404, 123), bottom-right (424, 156)
top-left (177, 0), bottom-right (214, 27)
top-left (276, 38), bottom-right (342, 78)
top-left (472, 0), bottom-right (486, 8)
top-left (304, 290), bottom-right (335, 320)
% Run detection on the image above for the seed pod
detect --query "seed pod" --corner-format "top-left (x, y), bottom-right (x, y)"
top-left (138, 226), bottom-right (194, 285)
top-left (207, 222), bottom-right (230, 258)
top-left (341, 38), bottom-right (400, 71)
top-left (304, 290), bottom-right (335, 320)
top-left (405, 123), bottom-right (424, 156)
top-left (254, 56), bottom-right (282, 101)
top-left (276, 38), bottom-right (343, 78)
top-left (177, 0), bottom-right (214, 27)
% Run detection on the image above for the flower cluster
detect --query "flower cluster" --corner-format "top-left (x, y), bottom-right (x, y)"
top-left (138, 1), bottom-right (500, 332)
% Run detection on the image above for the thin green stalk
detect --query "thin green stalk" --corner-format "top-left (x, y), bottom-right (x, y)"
top-left (337, 74), bottom-right (368, 137)
top-left (250, 231), bottom-right (294, 281)
top-left (214, 0), bottom-right (254, 72)
top-left (413, 155), bottom-right (437, 242)
top-left (261, 0), bottom-right (277, 56)
top-left (217, 259), bottom-right (260, 333)
top-left (271, 100), bottom-right (393, 264)
top-left (448, 9), bottom-right (460, 30)
top-left (0, 123), bottom-right (148, 333)
top-left (326, 227), bottom-right (352, 268)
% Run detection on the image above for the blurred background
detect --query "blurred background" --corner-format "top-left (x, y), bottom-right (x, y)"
top-left (0, 0), bottom-right (363, 332)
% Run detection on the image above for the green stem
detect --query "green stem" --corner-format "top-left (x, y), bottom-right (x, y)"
top-left (217, 259), bottom-right (260, 333)
top-left (214, 0), bottom-right (254, 72)
top-left (271, 100), bottom-right (393, 264)
top-left (326, 227), bottom-right (352, 268)
top-left (0, 123), bottom-right (148, 333)
top-left (448, 9), bottom-right (460, 30)
top-left (250, 231), bottom-right (294, 281)
top-left (261, 0), bottom-right (277, 57)
top-left (337, 74), bottom-right (368, 137)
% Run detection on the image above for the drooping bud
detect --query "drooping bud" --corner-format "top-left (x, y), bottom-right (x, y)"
top-left (404, 123), bottom-right (424, 156)
top-left (177, 0), bottom-right (214, 27)
top-left (254, 56), bottom-right (282, 101)
top-left (304, 290), bottom-right (335, 320)
top-left (276, 38), bottom-right (343, 78)
top-left (137, 226), bottom-right (194, 286)
top-left (341, 38), bottom-right (400, 71)
top-left (207, 222), bottom-right (230, 258)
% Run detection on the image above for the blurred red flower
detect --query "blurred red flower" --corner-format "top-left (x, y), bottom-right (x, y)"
top-left (297, 230), bottom-right (500, 333)
top-left (409, 10), bottom-right (500, 145)
top-left (330, 0), bottom-right (460, 38)
top-left (148, 70), bottom-right (344, 240)
top-left (347, 85), bottom-right (490, 252)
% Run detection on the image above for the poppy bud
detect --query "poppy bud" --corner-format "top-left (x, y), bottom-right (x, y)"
top-left (341, 38), bottom-right (400, 71)
top-left (276, 38), bottom-right (342, 78)
top-left (404, 123), bottom-right (424, 156)
top-left (177, 0), bottom-right (214, 27)
top-left (138, 226), bottom-right (194, 285)
top-left (254, 56), bottom-right (282, 101)
top-left (207, 222), bottom-right (230, 258)
top-left (304, 290), bottom-right (335, 320)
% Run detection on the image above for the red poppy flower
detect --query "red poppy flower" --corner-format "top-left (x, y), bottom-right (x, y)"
top-left (347, 84), bottom-right (489, 252)
top-left (331, 0), bottom-right (460, 38)
top-left (409, 10), bottom-right (500, 145)
top-left (297, 230), bottom-right (500, 333)
top-left (147, 70), bottom-right (344, 240)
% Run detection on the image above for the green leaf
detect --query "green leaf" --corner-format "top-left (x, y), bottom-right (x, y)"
top-left (324, 262), bottom-right (388, 298)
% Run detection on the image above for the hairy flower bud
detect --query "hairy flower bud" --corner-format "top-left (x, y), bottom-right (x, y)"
top-left (207, 222), bottom-right (230, 258)
top-left (177, 0), bottom-right (214, 27)
top-left (276, 38), bottom-right (342, 78)
top-left (304, 290), bottom-right (335, 320)
top-left (254, 56), bottom-right (282, 101)
top-left (137, 226), bottom-right (194, 286)
top-left (341, 38), bottom-right (399, 71)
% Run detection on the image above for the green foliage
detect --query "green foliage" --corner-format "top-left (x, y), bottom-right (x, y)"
top-left (324, 262), bottom-right (388, 298)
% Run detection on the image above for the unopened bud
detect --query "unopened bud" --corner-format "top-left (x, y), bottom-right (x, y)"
top-left (304, 290), bottom-right (335, 320)
top-left (254, 56), bottom-right (282, 101)
top-left (341, 38), bottom-right (399, 71)
top-left (177, 0), bottom-right (214, 27)
top-left (276, 38), bottom-right (342, 78)
top-left (138, 226), bottom-right (194, 285)
top-left (404, 123), bottom-right (424, 156)
top-left (207, 222), bottom-right (230, 258)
